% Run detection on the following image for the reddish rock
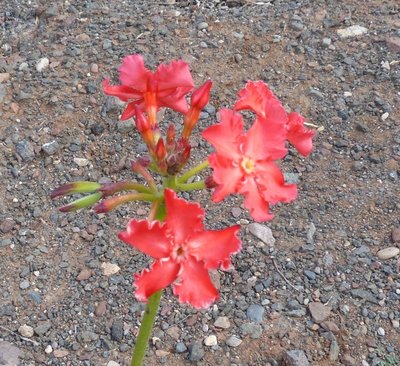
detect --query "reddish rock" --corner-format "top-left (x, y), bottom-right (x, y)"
top-left (386, 37), bottom-right (400, 52)
top-left (76, 268), bottom-right (92, 281)
top-left (95, 301), bottom-right (107, 316)
top-left (321, 321), bottom-right (340, 334)
top-left (392, 227), bottom-right (400, 243)
top-left (309, 302), bottom-right (331, 323)
top-left (0, 218), bottom-right (16, 233)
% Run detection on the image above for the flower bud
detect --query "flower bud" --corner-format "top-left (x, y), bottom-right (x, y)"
top-left (191, 80), bottom-right (212, 110)
top-left (166, 123), bottom-right (176, 151)
top-left (59, 193), bottom-right (102, 212)
top-left (51, 182), bottom-right (101, 199)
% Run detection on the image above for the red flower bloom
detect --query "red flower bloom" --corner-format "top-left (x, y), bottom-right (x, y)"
top-left (118, 189), bottom-right (241, 309)
top-left (234, 81), bottom-right (315, 157)
top-left (103, 55), bottom-right (194, 122)
top-left (202, 108), bottom-right (297, 222)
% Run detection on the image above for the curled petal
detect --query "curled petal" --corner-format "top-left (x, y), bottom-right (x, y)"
top-left (191, 80), bottom-right (212, 110)
top-left (173, 258), bottom-right (218, 309)
top-left (287, 112), bottom-right (316, 156)
top-left (103, 79), bottom-right (142, 102)
top-left (238, 176), bottom-right (274, 222)
top-left (155, 60), bottom-right (194, 96)
top-left (121, 102), bottom-right (139, 121)
top-left (189, 225), bottom-right (241, 270)
top-left (118, 220), bottom-right (171, 259)
top-left (257, 161), bottom-right (298, 205)
top-left (202, 108), bottom-right (244, 158)
top-left (208, 154), bottom-right (243, 202)
top-left (118, 54), bottom-right (151, 90)
top-left (233, 81), bottom-right (280, 118)
top-left (158, 93), bottom-right (189, 114)
top-left (134, 260), bottom-right (180, 302)
top-left (164, 189), bottom-right (204, 243)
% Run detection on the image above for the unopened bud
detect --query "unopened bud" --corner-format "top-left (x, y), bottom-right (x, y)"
top-left (51, 182), bottom-right (101, 199)
top-left (205, 175), bottom-right (217, 189)
top-left (155, 138), bottom-right (166, 161)
top-left (166, 124), bottom-right (176, 151)
top-left (59, 193), bottom-right (102, 212)
top-left (191, 80), bottom-right (212, 110)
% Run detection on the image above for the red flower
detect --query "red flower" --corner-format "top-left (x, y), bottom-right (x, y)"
top-left (103, 55), bottom-right (194, 122)
top-left (234, 81), bottom-right (315, 157)
top-left (118, 189), bottom-right (241, 309)
top-left (286, 112), bottom-right (315, 157)
top-left (202, 108), bottom-right (297, 222)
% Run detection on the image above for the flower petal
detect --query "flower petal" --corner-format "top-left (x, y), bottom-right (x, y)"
top-left (233, 81), bottom-right (280, 118)
top-left (208, 154), bottom-right (243, 202)
top-left (118, 54), bottom-right (151, 90)
top-left (238, 176), bottom-right (274, 222)
top-left (173, 258), bottom-right (218, 309)
top-left (158, 93), bottom-right (189, 114)
top-left (120, 102), bottom-right (140, 120)
top-left (189, 225), bottom-right (241, 270)
top-left (155, 60), bottom-right (194, 96)
top-left (244, 118), bottom-right (287, 161)
top-left (118, 219), bottom-right (171, 259)
top-left (164, 189), bottom-right (204, 244)
top-left (256, 161), bottom-right (298, 204)
top-left (103, 79), bottom-right (142, 101)
top-left (134, 259), bottom-right (180, 302)
top-left (287, 112), bottom-right (316, 156)
top-left (202, 108), bottom-right (244, 158)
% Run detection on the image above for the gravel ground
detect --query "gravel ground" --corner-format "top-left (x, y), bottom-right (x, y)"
top-left (0, 0), bottom-right (399, 365)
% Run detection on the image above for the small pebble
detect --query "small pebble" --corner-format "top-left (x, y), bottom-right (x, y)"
top-left (204, 335), bottom-right (217, 346)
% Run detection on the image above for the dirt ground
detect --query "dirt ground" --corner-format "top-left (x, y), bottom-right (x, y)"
top-left (0, 0), bottom-right (399, 365)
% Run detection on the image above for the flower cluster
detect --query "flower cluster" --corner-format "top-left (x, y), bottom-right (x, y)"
top-left (52, 54), bottom-right (315, 309)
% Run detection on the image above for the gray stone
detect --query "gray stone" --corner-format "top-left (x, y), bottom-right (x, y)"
top-left (0, 85), bottom-right (6, 103)
top-left (240, 322), bottom-right (263, 339)
top-left (282, 350), bottom-right (310, 366)
top-left (214, 316), bottom-right (230, 329)
top-left (175, 342), bottom-right (187, 353)
top-left (111, 320), bottom-right (124, 341)
top-left (189, 341), bottom-right (204, 362)
top-left (16, 140), bottom-right (35, 161)
top-left (304, 270), bottom-right (316, 280)
top-left (27, 291), bottom-right (42, 305)
top-left (117, 120), bottom-right (134, 133)
top-left (19, 280), bottom-right (30, 290)
top-left (309, 302), bottom-right (331, 323)
top-left (248, 223), bottom-right (275, 246)
top-left (0, 218), bottom-right (16, 233)
top-left (226, 335), bottom-right (242, 347)
top-left (34, 322), bottom-right (52, 337)
top-left (197, 22), bottom-right (208, 30)
top-left (329, 341), bottom-right (340, 361)
top-left (246, 304), bottom-right (265, 323)
top-left (0, 341), bottom-right (22, 366)
top-left (42, 141), bottom-right (60, 155)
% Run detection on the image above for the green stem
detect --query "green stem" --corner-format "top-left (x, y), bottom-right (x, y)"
top-left (131, 290), bottom-right (163, 366)
top-left (130, 200), bottom-right (166, 366)
top-left (176, 180), bottom-right (206, 192)
top-left (177, 160), bottom-right (209, 183)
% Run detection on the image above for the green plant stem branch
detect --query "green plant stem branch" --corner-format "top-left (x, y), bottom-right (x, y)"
top-left (176, 180), bottom-right (206, 192)
top-left (130, 290), bottom-right (163, 366)
top-left (177, 160), bottom-right (209, 183)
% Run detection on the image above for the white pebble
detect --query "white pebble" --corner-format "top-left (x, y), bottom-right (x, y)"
top-left (45, 345), bottom-right (53, 354)
top-left (73, 157), bottom-right (89, 167)
top-left (204, 335), bottom-right (217, 346)
top-left (380, 112), bottom-right (389, 122)
top-left (36, 57), bottom-right (50, 72)
top-left (18, 324), bottom-right (34, 338)
top-left (377, 327), bottom-right (385, 336)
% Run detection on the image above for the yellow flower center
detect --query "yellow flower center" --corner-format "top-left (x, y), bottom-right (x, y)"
top-left (240, 157), bottom-right (255, 174)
